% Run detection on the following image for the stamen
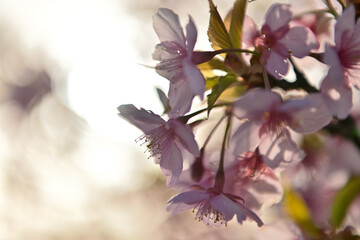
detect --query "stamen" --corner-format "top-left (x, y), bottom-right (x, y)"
top-left (134, 126), bottom-right (173, 158)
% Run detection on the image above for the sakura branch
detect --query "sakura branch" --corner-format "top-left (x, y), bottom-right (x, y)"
top-left (118, 0), bottom-right (360, 238)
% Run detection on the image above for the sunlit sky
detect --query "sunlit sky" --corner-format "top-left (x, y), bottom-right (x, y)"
top-left (0, 0), bottom-right (165, 139)
top-left (0, 0), bottom-right (170, 192)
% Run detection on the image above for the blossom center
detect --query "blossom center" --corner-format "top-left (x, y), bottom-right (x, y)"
top-left (259, 110), bottom-right (291, 137)
top-left (192, 190), bottom-right (227, 226)
top-left (135, 125), bottom-right (173, 157)
top-left (256, 25), bottom-right (289, 52)
top-left (237, 151), bottom-right (267, 178)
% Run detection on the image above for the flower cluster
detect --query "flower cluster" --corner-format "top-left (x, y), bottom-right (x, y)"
top-left (118, 1), bottom-right (360, 237)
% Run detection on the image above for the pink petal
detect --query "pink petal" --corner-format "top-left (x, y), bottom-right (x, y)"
top-left (168, 78), bottom-right (194, 117)
top-left (168, 190), bottom-right (208, 205)
top-left (246, 177), bottom-right (284, 206)
top-left (324, 44), bottom-right (345, 87)
top-left (260, 130), bottom-right (304, 169)
top-left (160, 141), bottom-right (183, 185)
top-left (167, 119), bottom-right (200, 156)
top-left (166, 202), bottom-right (194, 216)
top-left (259, 132), bottom-right (305, 168)
top-left (152, 42), bottom-right (180, 61)
top-left (233, 89), bottom-right (282, 119)
top-left (185, 16), bottom-right (197, 53)
top-left (117, 104), bottom-right (166, 132)
top-left (153, 45), bottom-right (183, 80)
top-left (234, 201), bottom-right (264, 227)
top-left (182, 58), bottom-right (205, 99)
top-left (280, 26), bottom-right (319, 58)
top-left (334, 5), bottom-right (355, 47)
top-left (231, 120), bottom-right (262, 155)
top-left (321, 75), bottom-right (353, 119)
top-left (287, 94), bottom-right (332, 134)
top-left (153, 8), bottom-right (186, 48)
top-left (167, 190), bottom-right (209, 215)
top-left (264, 4), bottom-right (292, 32)
top-left (352, 16), bottom-right (360, 46)
top-left (349, 67), bottom-right (360, 89)
top-left (242, 16), bottom-right (260, 48)
top-left (278, 97), bottom-right (314, 113)
top-left (265, 50), bottom-right (290, 79)
top-left (210, 194), bottom-right (237, 221)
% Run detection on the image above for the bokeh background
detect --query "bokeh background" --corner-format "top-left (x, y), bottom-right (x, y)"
top-left (0, 0), bottom-right (355, 239)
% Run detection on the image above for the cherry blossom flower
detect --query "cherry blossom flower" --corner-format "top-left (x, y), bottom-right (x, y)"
top-left (291, 12), bottom-right (334, 52)
top-left (230, 89), bottom-right (331, 163)
top-left (117, 104), bottom-right (200, 185)
top-left (152, 8), bottom-right (205, 117)
top-left (173, 150), bottom-right (283, 212)
top-left (167, 187), bottom-right (264, 227)
top-left (242, 3), bottom-right (318, 79)
top-left (321, 5), bottom-right (360, 119)
top-left (284, 135), bottom-right (360, 229)
top-left (223, 152), bottom-right (284, 210)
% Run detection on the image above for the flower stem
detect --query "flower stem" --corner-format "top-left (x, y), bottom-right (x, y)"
top-left (213, 48), bottom-right (259, 56)
top-left (336, 0), bottom-right (346, 10)
top-left (325, 0), bottom-right (339, 18)
top-left (214, 112), bottom-right (232, 191)
top-left (192, 48), bottom-right (259, 65)
top-left (190, 115), bottom-right (227, 182)
top-left (179, 103), bottom-right (228, 123)
top-left (261, 64), bottom-right (271, 90)
top-left (202, 114), bottom-right (228, 149)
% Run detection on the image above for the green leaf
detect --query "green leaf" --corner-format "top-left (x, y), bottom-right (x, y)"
top-left (198, 57), bottom-right (229, 72)
top-left (229, 0), bottom-right (247, 48)
top-left (331, 176), bottom-right (360, 228)
top-left (205, 76), bottom-right (221, 90)
top-left (284, 187), bottom-right (321, 238)
top-left (208, 0), bottom-right (233, 50)
top-left (207, 74), bottom-right (237, 115)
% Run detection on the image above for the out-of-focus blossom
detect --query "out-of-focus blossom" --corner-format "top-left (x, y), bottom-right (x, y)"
top-left (285, 135), bottom-right (360, 228)
top-left (6, 70), bottom-right (52, 113)
top-left (321, 5), bottom-right (360, 119)
top-left (292, 12), bottom-right (334, 52)
top-left (118, 104), bottom-right (200, 185)
top-left (231, 89), bottom-right (331, 165)
top-left (242, 3), bottom-right (319, 79)
top-left (152, 8), bottom-right (205, 117)
top-left (167, 187), bottom-right (264, 227)
top-left (223, 152), bottom-right (284, 211)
